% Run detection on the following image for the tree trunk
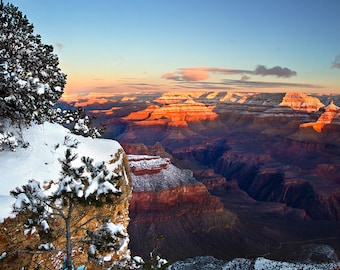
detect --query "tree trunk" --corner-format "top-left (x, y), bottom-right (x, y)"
top-left (65, 203), bottom-right (74, 269)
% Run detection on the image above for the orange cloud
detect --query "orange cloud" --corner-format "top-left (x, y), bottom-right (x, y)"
top-left (162, 72), bottom-right (181, 81)
top-left (162, 67), bottom-right (250, 82)
top-left (181, 68), bottom-right (210, 81)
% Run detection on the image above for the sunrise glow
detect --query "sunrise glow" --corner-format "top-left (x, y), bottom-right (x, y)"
top-left (10, 0), bottom-right (340, 97)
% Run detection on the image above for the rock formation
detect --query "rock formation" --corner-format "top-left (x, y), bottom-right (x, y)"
top-left (300, 101), bottom-right (340, 132)
top-left (279, 92), bottom-right (325, 112)
top-left (123, 99), bottom-right (218, 128)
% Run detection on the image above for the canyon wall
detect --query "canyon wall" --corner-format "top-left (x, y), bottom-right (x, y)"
top-left (58, 91), bottom-right (340, 261)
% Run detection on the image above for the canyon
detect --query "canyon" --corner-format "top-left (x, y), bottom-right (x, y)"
top-left (59, 91), bottom-right (340, 262)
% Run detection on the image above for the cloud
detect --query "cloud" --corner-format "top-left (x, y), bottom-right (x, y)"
top-left (162, 72), bottom-right (182, 81)
top-left (162, 67), bottom-right (249, 82)
top-left (181, 68), bottom-right (210, 81)
top-left (161, 68), bottom-right (210, 81)
top-left (221, 79), bottom-right (320, 89)
top-left (208, 67), bottom-right (250, 75)
top-left (173, 79), bottom-right (322, 91)
top-left (331, 55), bottom-right (340, 69)
top-left (162, 65), bottom-right (297, 82)
top-left (241, 75), bottom-right (250, 81)
top-left (253, 65), bottom-right (297, 77)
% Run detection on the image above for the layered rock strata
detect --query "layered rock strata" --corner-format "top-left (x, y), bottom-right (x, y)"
top-left (127, 154), bottom-right (238, 260)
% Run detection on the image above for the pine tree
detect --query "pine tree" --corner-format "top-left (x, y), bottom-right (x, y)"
top-left (10, 146), bottom-right (127, 269)
top-left (0, 3), bottom-right (66, 125)
top-left (48, 106), bottom-right (106, 138)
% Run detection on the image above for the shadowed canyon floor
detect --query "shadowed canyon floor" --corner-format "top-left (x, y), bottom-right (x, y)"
top-left (59, 91), bottom-right (340, 262)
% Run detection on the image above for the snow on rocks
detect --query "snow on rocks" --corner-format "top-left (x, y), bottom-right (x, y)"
top-left (0, 122), bottom-right (128, 221)
top-left (279, 93), bottom-right (325, 112)
top-left (128, 155), bottom-right (197, 191)
top-left (168, 255), bottom-right (340, 270)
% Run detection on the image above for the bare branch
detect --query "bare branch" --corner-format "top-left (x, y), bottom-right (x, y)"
top-left (71, 214), bottom-right (108, 234)
top-left (16, 248), bottom-right (66, 254)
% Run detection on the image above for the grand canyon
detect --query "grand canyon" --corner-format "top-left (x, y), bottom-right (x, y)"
top-left (60, 91), bottom-right (340, 264)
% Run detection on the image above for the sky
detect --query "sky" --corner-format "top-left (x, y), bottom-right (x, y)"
top-left (7, 0), bottom-right (340, 96)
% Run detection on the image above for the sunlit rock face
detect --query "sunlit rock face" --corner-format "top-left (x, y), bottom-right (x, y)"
top-left (279, 92), bottom-right (325, 112)
top-left (123, 100), bottom-right (217, 127)
top-left (300, 101), bottom-right (340, 132)
top-left (118, 103), bottom-right (218, 148)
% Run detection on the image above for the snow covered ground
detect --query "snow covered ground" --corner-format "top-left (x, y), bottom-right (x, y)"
top-left (0, 122), bottom-right (124, 222)
top-left (168, 255), bottom-right (340, 270)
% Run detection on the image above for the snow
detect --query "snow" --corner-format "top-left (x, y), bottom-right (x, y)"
top-left (0, 252), bottom-right (7, 260)
top-left (36, 83), bottom-right (46, 95)
top-left (128, 155), bottom-right (170, 171)
top-left (156, 256), bottom-right (168, 268)
top-left (0, 122), bottom-right (126, 221)
top-left (13, 193), bottom-right (30, 210)
top-left (168, 256), bottom-right (340, 270)
top-left (88, 244), bottom-right (96, 256)
top-left (17, 79), bottom-right (27, 88)
top-left (253, 257), bottom-right (339, 270)
top-left (133, 256), bottom-right (144, 264)
top-left (0, 196), bottom-right (14, 220)
top-left (106, 222), bottom-right (125, 236)
top-left (40, 219), bottom-right (50, 232)
top-left (38, 242), bottom-right (54, 250)
top-left (128, 155), bottom-right (197, 191)
top-left (84, 170), bottom-right (120, 199)
top-left (54, 86), bottom-right (62, 92)
top-left (88, 221), bottom-right (128, 264)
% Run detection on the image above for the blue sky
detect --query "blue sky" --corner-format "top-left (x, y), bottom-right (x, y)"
top-left (8, 0), bottom-right (340, 95)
